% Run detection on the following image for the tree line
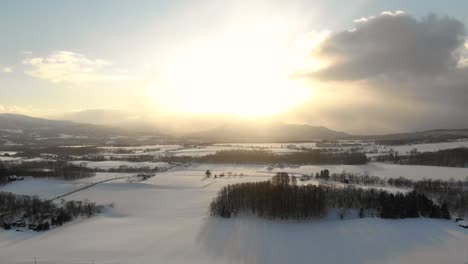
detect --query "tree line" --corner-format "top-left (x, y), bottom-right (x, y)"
top-left (376, 147), bottom-right (468, 167)
top-left (0, 192), bottom-right (103, 231)
top-left (0, 160), bottom-right (95, 184)
top-left (210, 173), bottom-right (452, 220)
top-left (161, 149), bottom-right (367, 165)
top-left (314, 171), bottom-right (468, 216)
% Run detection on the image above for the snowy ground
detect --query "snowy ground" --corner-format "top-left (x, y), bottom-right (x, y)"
top-left (270, 162), bottom-right (468, 181)
top-left (0, 165), bottom-right (467, 264)
top-left (385, 139), bottom-right (468, 154)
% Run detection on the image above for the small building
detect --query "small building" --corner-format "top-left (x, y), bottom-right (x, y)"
top-left (7, 175), bottom-right (17, 182)
top-left (7, 175), bottom-right (24, 182)
top-left (458, 220), bottom-right (468, 228)
top-left (12, 220), bottom-right (26, 228)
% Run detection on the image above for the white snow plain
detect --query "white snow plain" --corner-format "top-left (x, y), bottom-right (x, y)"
top-left (0, 165), bottom-right (467, 264)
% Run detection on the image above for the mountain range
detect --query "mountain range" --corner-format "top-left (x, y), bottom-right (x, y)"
top-left (1, 113), bottom-right (468, 146)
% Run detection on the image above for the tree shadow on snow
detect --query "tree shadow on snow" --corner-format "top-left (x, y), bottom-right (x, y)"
top-left (196, 216), bottom-right (458, 264)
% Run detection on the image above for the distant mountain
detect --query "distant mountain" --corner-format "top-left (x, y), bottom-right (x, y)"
top-left (355, 129), bottom-right (468, 144)
top-left (5, 113), bottom-right (467, 146)
top-left (0, 113), bottom-right (165, 147)
top-left (0, 114), bottom-right (351, 145)
top-left (52, 109), bottom-right (161, 134)
top-left (0, 113), bottom-right (112, 135)
top-left (190, 123), bottom-right (350, 142)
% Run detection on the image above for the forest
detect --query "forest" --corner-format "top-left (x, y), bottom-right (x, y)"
top-left (0, 160), bottom-right (95, 183)
top-left (0, 192), bottom-right (103, 231)
top-left (161, 149), bottom-right (367, 165)
top-left (376, 147), bottom-right (468, 167)
top-left (317, 171), bottom-right (468, 216)
top-left (210, 173), bottom-right (454, 220)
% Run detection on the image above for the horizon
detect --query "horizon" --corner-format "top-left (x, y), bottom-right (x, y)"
top-left (2, 2), bottom-right (468, 261)
top-left (2, 0), bottom-right (468, 134)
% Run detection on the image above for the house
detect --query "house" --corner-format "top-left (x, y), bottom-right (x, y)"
top-left (12, 220), bottom-right (26, 228)
top-left (458, 220), bottom-right (468, 228)
top-left (7, 175), bottom-right (24, 182)
top-left (7, 175), bottom-right (17, 182)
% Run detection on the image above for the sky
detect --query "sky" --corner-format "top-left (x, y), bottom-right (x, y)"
top-left (1, 0), bottom-right (468, 134)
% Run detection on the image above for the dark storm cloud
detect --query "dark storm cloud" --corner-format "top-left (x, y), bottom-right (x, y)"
top-left (314, 12), bottom-right (466, 80)
top-left (300, 12), bottom-right (468, 133)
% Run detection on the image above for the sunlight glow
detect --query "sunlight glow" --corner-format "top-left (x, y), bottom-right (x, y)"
top-left (149, 19), bottom-right (313, 117)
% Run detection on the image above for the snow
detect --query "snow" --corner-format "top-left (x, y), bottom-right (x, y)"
top-left (0, 156), bottom-right (21, 161)
top-left (386, 139), bottom-right (468, 154)
top-left (0, 129), bottom-right (23, 134)
top-left (0, 151), bottom-right (18, 156)
top-left (268, 162), bottom-right (468, 181)
top-left (0, 165), bottom-right (467, 263)
top-left (0, 157), bottom-right (50, 163)
top-left (0, 177), bottom-right (83, 199)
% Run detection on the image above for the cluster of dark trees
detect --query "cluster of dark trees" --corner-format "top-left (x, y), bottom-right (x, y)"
top-left (317, 171), bottom-right (468, 216)
top-left (0, 192), bottom-right (103, 231)
top-left (316, 169), bottom-right (330, 180)
top-left (66, 154), bottom-right (157, 162)
top-left (375, 136), bottom-right (468, 146)
top-left (14, 146), bottom-right (100, 158)
top-left (210, 173), bottom-right (325, 219)
top-left (210, 173), bottom-right (452, 220)
top-left (328, 171), bottom-right (386, 186)
top-left (376, 147), bottom-right (468, 167)
top-left (412, 179), bottom-right (468, 217)
top-left (90, 165), bottom-right (160, 173)
top-left (0, 160), bottom-right (95, 184)
top-left (161, 150), bottom-right (367, 165)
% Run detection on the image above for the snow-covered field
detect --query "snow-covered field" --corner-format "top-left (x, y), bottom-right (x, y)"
top-left (0, 164), bottom-right (467, 264)
top-left (86, 139), bottom-right (468, 160)
top-left (98, 144), bottom-right (303, 158)
top-left (272, 162), bottom-right (468, 181)
top-left (387, 139), bottom-right (468, 154)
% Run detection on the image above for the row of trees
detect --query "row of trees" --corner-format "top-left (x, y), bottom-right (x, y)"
top-left (0, 160), bottom-right (95, 183)
top-left (92, 165), bottom-right (161, 173)
top-left (210, 173), bottom-right (452, 220)
top-left (162, 150), bottom-right (367, 165)
top-left (14, 146), bottom-right (100, 158)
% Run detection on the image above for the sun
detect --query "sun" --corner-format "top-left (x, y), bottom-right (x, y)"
top-left (149, 20), bottom-right (312, 117)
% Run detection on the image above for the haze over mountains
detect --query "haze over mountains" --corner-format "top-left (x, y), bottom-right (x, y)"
top-left (2, 113), bottom-right (468, 145)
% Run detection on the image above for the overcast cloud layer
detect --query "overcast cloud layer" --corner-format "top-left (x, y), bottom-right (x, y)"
top-left (300, 11), bottom-right (468, 133)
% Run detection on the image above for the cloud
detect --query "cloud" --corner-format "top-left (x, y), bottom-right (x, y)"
top-left (310, 12), bottom-right (465, 80)
top-left (23, 51), bottom-right (130, 84)
top-left (293, 12), bottom-right (468, 133)
top-left (0, 105), bottom-right (33, 115)
top-left (458, 42), bottom-right (468, 68)
top-left (1, 67), bottom-right (13, 73)
top-left (352, 11), bottom-right (404, 24)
